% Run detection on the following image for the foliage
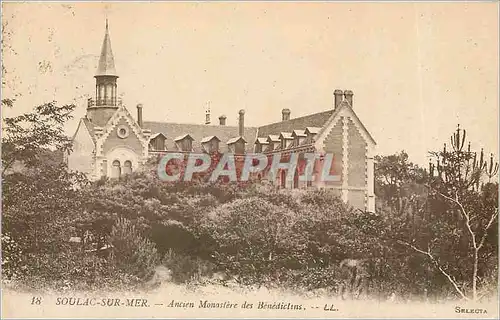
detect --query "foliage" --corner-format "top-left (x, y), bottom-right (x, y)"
top-left (2, 99), bottom-right (496, 302)
top-left (376, 126), bottom-right (498, 301)
top-left (2, 101), bottom-right (75, 174)
top-left (2, 164), bottom-right (86, 252)
top-left (161, 249), bottom-right (216, 284)
top-left (109, 217), bottom-right (159, 281)
top-left (374, 150), bottom-right (427, 215)
top-left (193, 187), bottom-right (386, 288)
top-left (1, 101), bottom-right (145, 291)
top-left (1, 232), bottom-right (23, 280)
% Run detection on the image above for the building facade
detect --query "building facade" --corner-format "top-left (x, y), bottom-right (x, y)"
top-left (67, 24), bottom-right (377, 212)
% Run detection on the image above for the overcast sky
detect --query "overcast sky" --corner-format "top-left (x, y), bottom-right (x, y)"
top-left (2, 2), bottom-right (498, 165)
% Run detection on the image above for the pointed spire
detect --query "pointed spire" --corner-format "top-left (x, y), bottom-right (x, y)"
top-left (95, 20), bottom-right (117, 77)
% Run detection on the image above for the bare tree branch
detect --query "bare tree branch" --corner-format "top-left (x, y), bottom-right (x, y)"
top-left (396, 239), bottom-right (469, 300)
top-left (428, 186), bottom-right (478, 249)
top-left (477, 210), bottom-right (499, 250)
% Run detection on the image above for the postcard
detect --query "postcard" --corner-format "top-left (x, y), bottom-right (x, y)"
top-left (1, 2), bottom-right (498, 319)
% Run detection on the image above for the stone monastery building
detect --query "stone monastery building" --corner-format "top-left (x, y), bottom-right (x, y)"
top-left (67, 23), bottom-right (377, 212)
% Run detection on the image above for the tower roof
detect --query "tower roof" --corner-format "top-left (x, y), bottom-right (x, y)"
top-left (95, 20), bottom-right (118, 77)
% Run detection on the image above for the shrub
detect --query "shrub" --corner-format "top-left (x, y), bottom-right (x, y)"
top-left (1, 232), bottom-right (23, 280)
top-left (161, 249), bottom-right (217, 284)
top-left (194, 189), bottom-right (353, 287)
top-left (109, 217), bottom-right (159, 281)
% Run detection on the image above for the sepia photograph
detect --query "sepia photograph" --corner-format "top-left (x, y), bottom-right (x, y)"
top-left (1, 1), bottom-right (499, 319)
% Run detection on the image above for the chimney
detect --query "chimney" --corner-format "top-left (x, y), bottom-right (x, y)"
top-left (344, 90), bottom-right (353, 107)
top-left (238, 109), bottom-right (245, 136)
top-left (334, 89), bottom-right (343, 109)
top-left (205, 108), bottom-right (211, 125)
top-left (219, 115), bottom-right (227, 126)
top-left (136, 104), bottom-right (143, 127)
top-left (282, 108), bottom-right (291, 121)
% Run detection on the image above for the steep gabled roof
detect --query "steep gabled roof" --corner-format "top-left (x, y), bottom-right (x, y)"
top-left (174, 134), bottom-right (194, 142)
top-left (315, 100), bottom-right (376, 145)
top-left (227, 136), bottom-right (247, 145)
top-left (346, 108), bottom-right (377, 145)
top-left (255, 137), bottom-right (269, 145)
top-left (266, 135), bottom-right (281, 143)
top-left (81, 118), bottom-right (96, 144)
top-left (149, 132), bottom-right (167, 140)
top-left (71, 118), bottom-right (96, 146)
top-left (201, 136), bottom-right (221, 143)
top-left (304, 126), bottom-right (321, 135)
top-left (143, 121), bottom-right (258, 152)
top-left (279, 132), bottom-right (293, 140)
top-left (292, 129), bottom-right (306, 138)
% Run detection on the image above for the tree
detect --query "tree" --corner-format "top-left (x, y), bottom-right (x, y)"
top-left (396, 125), bottom-right (498, 301)
top-left (375, 151), bottom-right (427, 215)
top-left (2, 101), bottom-right (75, 174)
top-left (2, 163), bottom-right (88, 281)
top-left (194, 186), bottom-right (387, 289)
top-left (1, 100), bottom-right (95, 289)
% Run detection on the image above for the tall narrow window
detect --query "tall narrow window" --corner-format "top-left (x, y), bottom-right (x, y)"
top-left (307, 179), bottom-right (313, 188)
top-left (293, 168), bottom-right (299, 189)
top-left (109, 85), bottom-right (114, 105)
top-left (111, 160), bottom-right (121, 178)
top-left (280, 170), bottom-right (286, 188)
top-left (157, 137), bottom-right (165, 150)
top-left (123, 160), bottom-right (132, 175)
top-left (235, 141), bottom-right (245, 154)
top-left (99, 85), bottom-right (105, 105)
top-left (102, 160), bottom-right (108, 178)
top-left (103, 84), bottom-right (109, 104)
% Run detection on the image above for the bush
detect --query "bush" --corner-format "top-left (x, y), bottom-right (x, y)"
top-left (109, 217), bottom-right (159, 281)
top-left (194, 189), bottom-right (353, 287)
top-left (1, 232), bottom-right (23, 280)
top-left (161, 249), bottom-right (217, 284)
top-left (1, 247), bottom-right (142, 292)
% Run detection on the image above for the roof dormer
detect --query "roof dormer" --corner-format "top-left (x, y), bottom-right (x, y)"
top-left (201, 136), bottom-right (221, 153)
top-left (265, 135), bottom-right (280, 152)
top-left (227, 136), bottom-right (247, 154)
top-left (279, 132), bottom-right (293, 149)
top-left (174, 134), bottom-right (194, 152)
top-left (304, 127), bottom-right (321, 144)
top-left (149, 132), bottom-right (167, 151)
top-left (254, 137), bottom-right (269, 153)
top-left (291, 129), bottom-right (307, 146)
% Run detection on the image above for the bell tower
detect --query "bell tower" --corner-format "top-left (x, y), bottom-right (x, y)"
top-left (87, 20), bottom-right (119, 127)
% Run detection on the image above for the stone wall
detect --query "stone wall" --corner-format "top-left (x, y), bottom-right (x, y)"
top-left (321, 119), bottom-right (343, 187)
top-left (347, 118), bottom-right (367, 188)
top-left (102, 118), bottom-right (143, 156)
top-left (67, 121), bottom-right (95, 177)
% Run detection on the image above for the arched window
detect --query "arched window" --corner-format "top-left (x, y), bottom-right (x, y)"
top-left (123, 160), bottom-right (132, 175)
top-left (99, 85), bottom-right (105, 105)
top-left (106, 83), bottom-right (113, 104)
top-left (111, 160), bottom-right (121, 178)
